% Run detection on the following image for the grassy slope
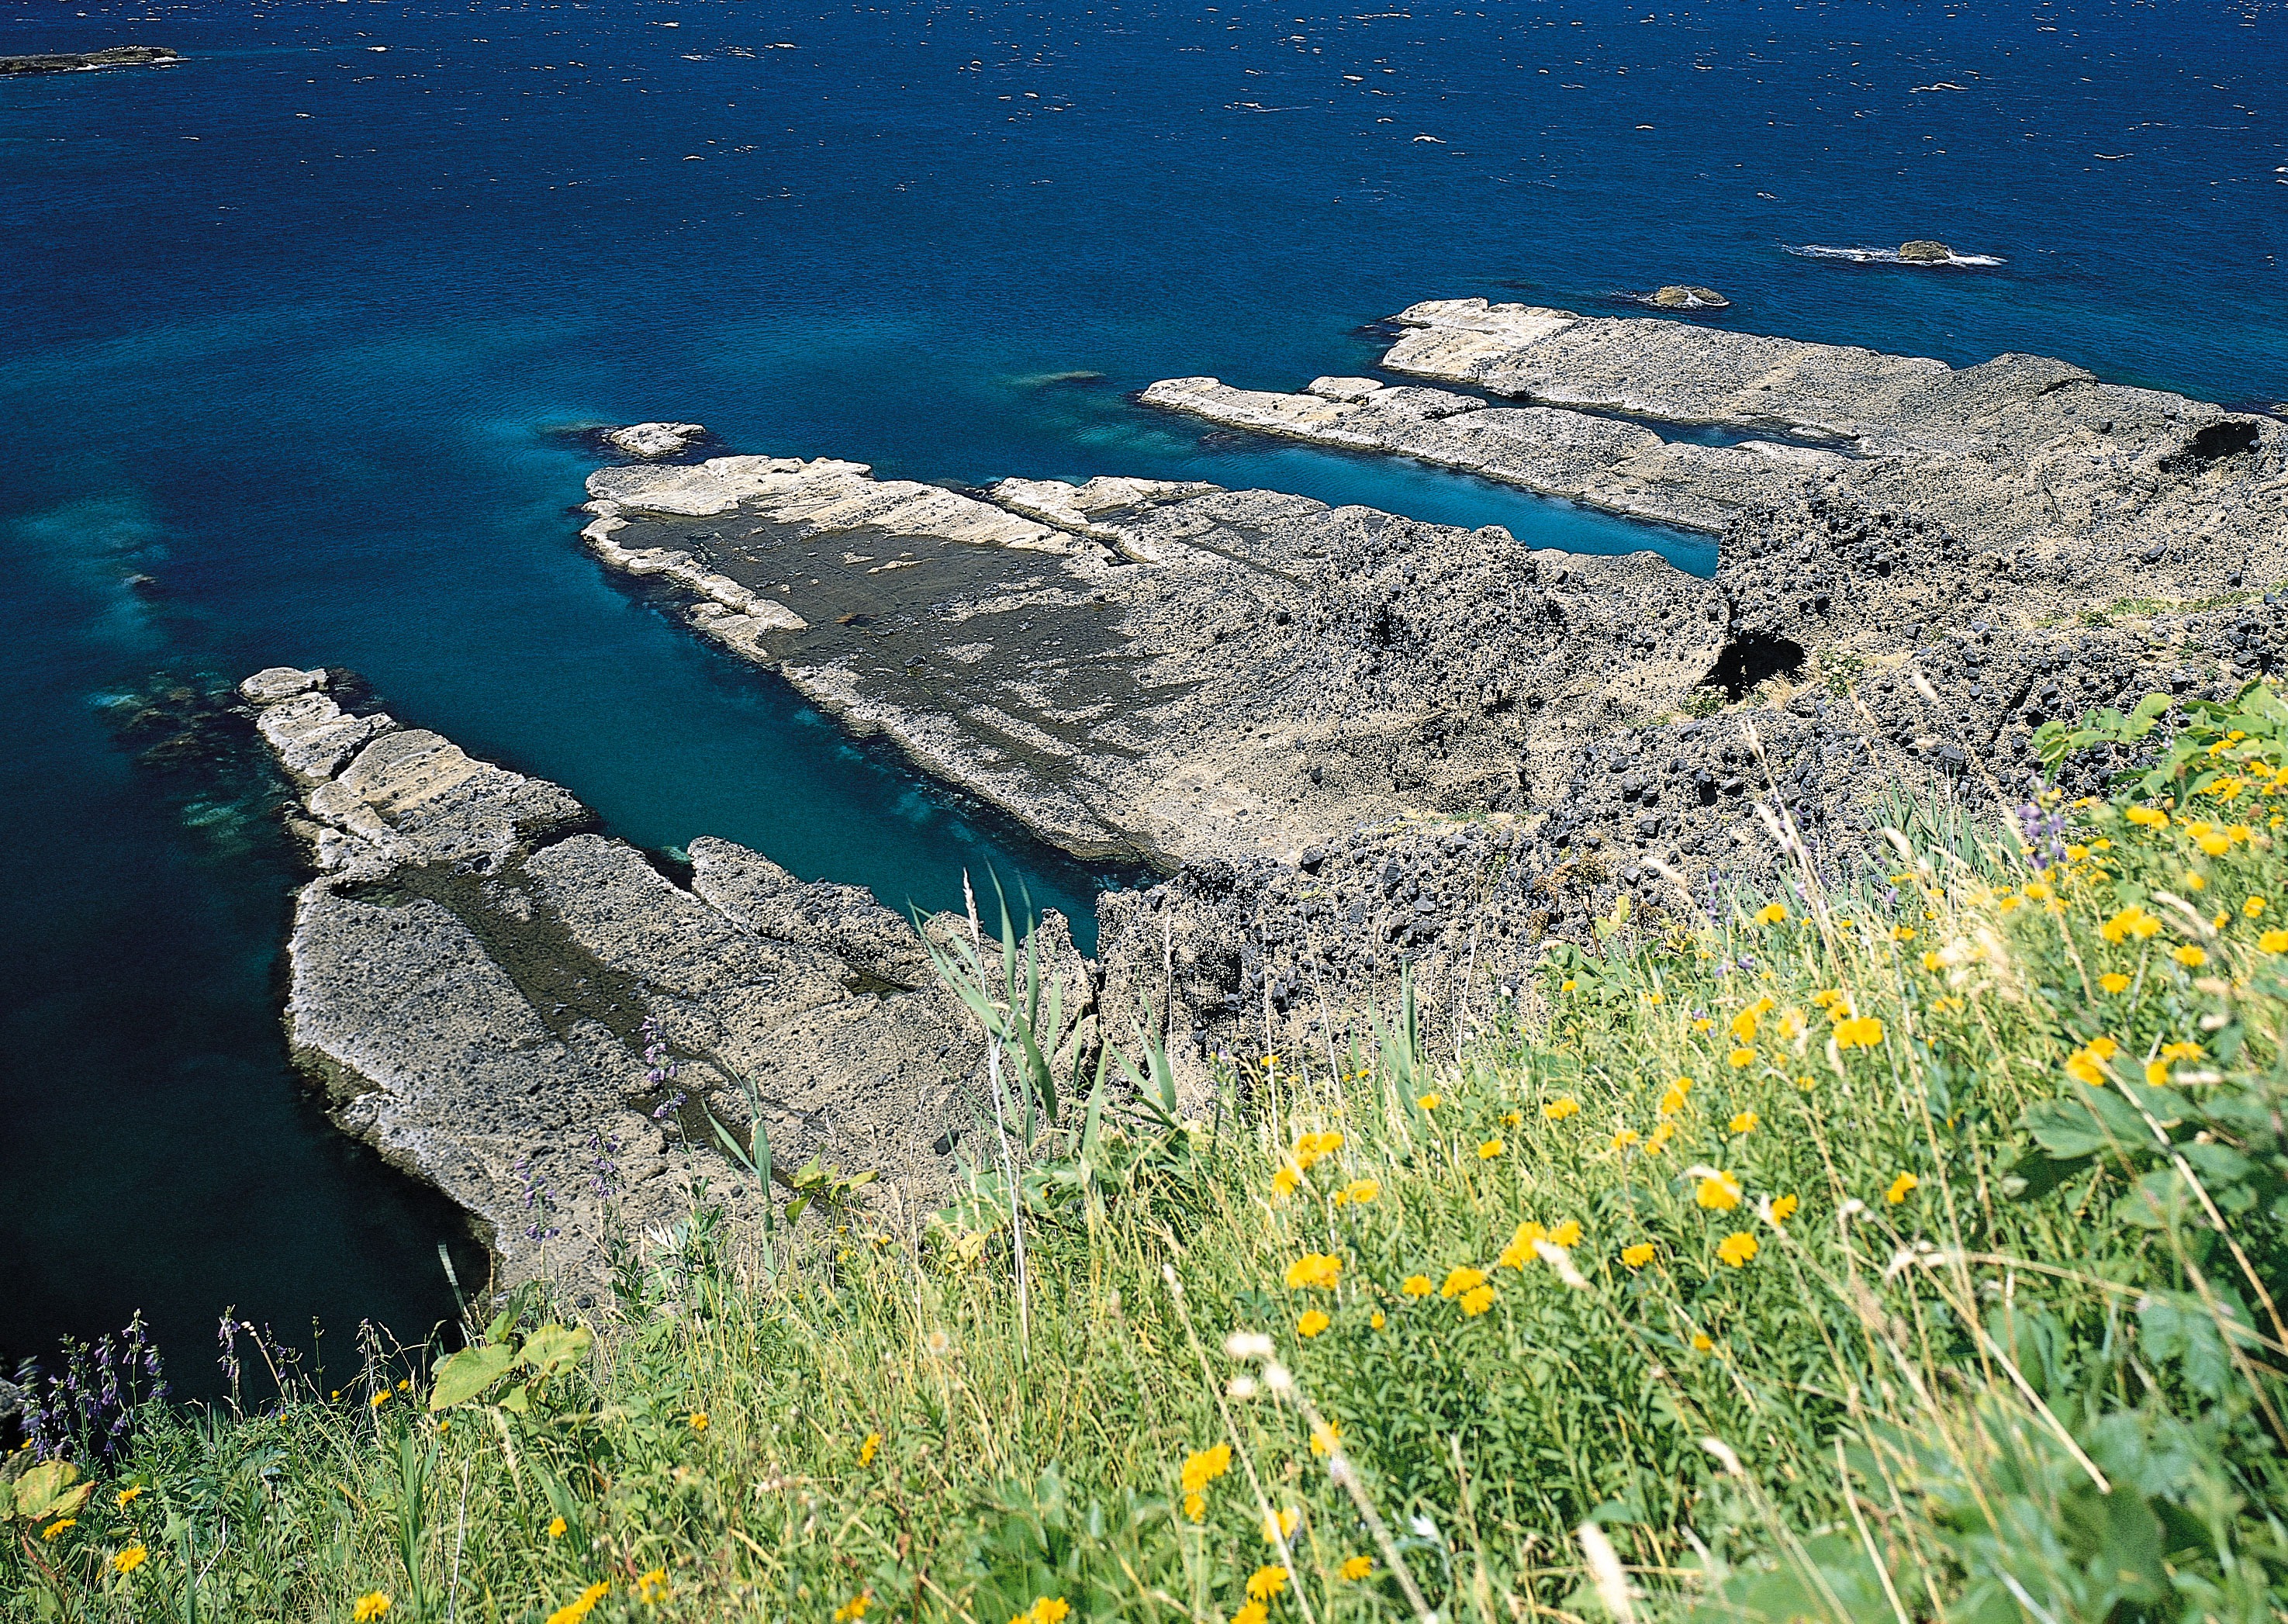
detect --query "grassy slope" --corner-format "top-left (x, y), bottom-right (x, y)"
top-left (11, 696), bottom-right (2288, 1624)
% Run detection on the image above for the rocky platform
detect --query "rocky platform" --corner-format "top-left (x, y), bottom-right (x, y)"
top-left (247, 302), bottom-right (2288, 1279)
top-left (239, 665), bottom-right (1098, 1295)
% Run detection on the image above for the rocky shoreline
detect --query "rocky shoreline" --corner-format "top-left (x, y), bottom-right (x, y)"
top-left (239, 666), bottom-right (1107, 1295)
top-left (251, 306), bottom-right (2288, 1294)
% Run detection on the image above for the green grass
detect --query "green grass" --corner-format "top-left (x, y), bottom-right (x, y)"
top-left (12, 696), bottom-right (2288, 1623)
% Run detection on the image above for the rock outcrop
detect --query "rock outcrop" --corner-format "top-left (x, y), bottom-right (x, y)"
top-left (1896, 240), bottom-right (1953, 263)
top-left (580, 457), bottom-right (1713, 869)
top-left (601, 422), bottom-right (709, 459)
top-left (0, 47), bottom-right (176, 74)
top-left (242, 300), bottom-right (2288, 1278)
top-left (237, 667), bottom-right (1108, 1297)
top-left (1649, 285), bottom-right (1729, 309)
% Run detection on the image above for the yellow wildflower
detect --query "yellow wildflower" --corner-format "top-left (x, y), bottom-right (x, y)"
top-left (1550, 1218), bottom-right (1582, 1246)
top-left (1768, 1194), bottom-right (1800, 1226)
top-left (42, 1520), bottom-right (74, 1542)
top-left (1458, 1284), bottom-right (1496, 1316)
top-left (2161, 1041), bottom-right (2204, 1060)
top-left (113, 1544), bottom-right (149, 1574)
top-left (1886, 1173), bottom-right (1920, 1204)
top-left (1369, 1311), bottom-right (1385, 1329)
top-left (1332, 1178), bottom-right (1379, 1206)
top-left (1716, 1232), bottom-right (1759, 1268)
top-left (1028, 1602), bottom-right (1071, 1624)
top-left (1730, 1009), bottom-right (1759, 1042)
top-left (1611, 1128), bottom-right (1640, 1150)
top-left (1695, 1170), bottom-right (1743, 1211)
top-left (1478, 1138), bottom-right (1505, 1160)
top-left (369, 1391), bottom-right (389, 1409)
top-left (1560, 978), bottom-right (1577, 992)
top-left (1543, 1096), bottom-right (1581, 1121)
top-left (1296, 1310), bottom-right (1331, 1338)
top-left (2262, 929), bottom-right (2288, 953)
top-left (1621, 1242), bottom-right (1656, 1269)
top-left (859, 1431), bottom-right (881, 1467)
top-left (1290, 1131), bottom-right (1343, 1170)
top-left (1341, 1555), bottom-right (1375, 1581)
top-left (1415, 1093), bottom-right (1440, 1111)
top-left (354, 1598), bottom-right (393, 1624)
top-left (1248, 1564), bottom-right (1291, 1600)
top-left (2172, 945), bottom-right (2208, 968)
top-left (2246, 897), bottom-right (2269, 917)
top-left (1401, 1274), bottom-right (1433, 1297)
top-left (1285, 1253), bottom-right (1343, 1291)
top-left (1272, 1163), bottom-right (1301, 1197)
top-left (637, 1569), bottom-right (669, 1605)
top-left (1730, 1111), bottom-right (1758, 1135)
top-left (1440, 1266), bottom-right (1488, 1298)
top-left (2197, 831), bottom-right (2233, 856)
top-left (2188, 872), bottom-right (2207, 891)
top-left (1892, 924), bottom-right (1916, 942)
top-left (1727, 1046), bottom-right (1755, 1069)
top-left (546, 1582), bottom-right (611, 1624)
top-left (1691, 1332), bottom-right (1715, 1352)
top-left (1692, 1017), bottom-right (1713, 1034)
top-left (2099, 972), bottom-right (2132, 993)
top-left (1833, 1014), bottom-right (1885, 1050)
top-left (831, 1595), bottom-right (871, 1624)
top-left (1180, 1443), bottom-right (1232, 1503)
top-left (1496, 1221), bottom-right (1545, 1270)
top-left (548, 1516), bottom-right (567, 1539)
top-left (2100, 905), bottom-right (2162, 943)
top-left (2125, 805), bottom-right (2169, 828)
top-left (1232, 1605), bottom-right (1270, 1624)
top-left (2145, 1059), bottom-right (2170, 1087)
top-left (1310, 1419), bottom-right (1341, 1456)
top-left (1753, 903), bottom-right (1788, 925)
top-left (687, 1411), bottom-right (707, 1432)
top-left (1646, 1119), bottom-right (1676, 1153)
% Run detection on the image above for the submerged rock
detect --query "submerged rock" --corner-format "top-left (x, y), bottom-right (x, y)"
top-left (1649, 285), bottom-right (1729, 309)
top-left (601, 421), bottom-right (708, 459)
top-left (0, 46), bottom-right (177, 74)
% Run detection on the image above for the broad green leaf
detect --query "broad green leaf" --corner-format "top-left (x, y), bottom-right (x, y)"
top-left (429, 1340), bottom-right (516, 1411)
top-left (12, 1461), bottom-right (93, 1522)
top-left (517, 1323), bottom-right (592, 1382)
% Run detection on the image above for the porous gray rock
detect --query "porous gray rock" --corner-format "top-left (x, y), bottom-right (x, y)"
top-left (0, 46), bottom-right (177, 74)
top-left (240, 669), bottom-right (1061, 1299)
top-left (1650, 285), bottom-right (1729, 309)
top-left (1896, 240), bottom-right (1953, 262)
top-left (601, 422), bottom-right (708, 459)
top-left (580, 457), bottom-right (1716, 868)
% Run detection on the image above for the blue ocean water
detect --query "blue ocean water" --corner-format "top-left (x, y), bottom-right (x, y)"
top-left (2, 0), bottom-right (2280, 1393)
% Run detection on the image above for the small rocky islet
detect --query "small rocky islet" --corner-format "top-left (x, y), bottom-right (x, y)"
top-left (244, 299), bottom-right (2288, 1288)
top-left (0, 46), bottom-right (177, 75)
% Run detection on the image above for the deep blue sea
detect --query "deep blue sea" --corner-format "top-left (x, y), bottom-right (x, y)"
top-left (2, 0), bottom-right (2281, 1396)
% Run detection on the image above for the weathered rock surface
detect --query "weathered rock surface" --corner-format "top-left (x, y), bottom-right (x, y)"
top-left (241, 302), bottom-right (2288, 1266)
top-left (0, 46), bottom-right (176, 74)
top-left (235, 666), bottom-right (1096, 1297)
top-left (580, 458), bottom-right (1718, 869)
top-left (1896, 240), bottom-right (1953, 263)
top-left (1649, 285), bottom-right (1729, 309)
top-left (601, 422), bottom-right (709, 459)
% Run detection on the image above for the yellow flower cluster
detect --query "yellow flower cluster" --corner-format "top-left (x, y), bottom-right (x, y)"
top-left (1284, 1253), bottom-right (1342, 1291)
top-left (2063, 1034), bottom-right (2120, 1087)
top-left (1180, 1443), bottom-right (1232, 1522)
top-left (1008, 1598), bottom-right (1070, 1624)
top-left (1272, 1130), bottom-right (1345, 1195)
top-left (545, 1581), bottom-right (611, 1624)
top-left (353, 1596), bottom-right (392, 1623)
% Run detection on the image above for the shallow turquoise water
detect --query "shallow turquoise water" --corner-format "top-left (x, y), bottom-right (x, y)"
top-left (1, 0), bottom-right (2279, 1391)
